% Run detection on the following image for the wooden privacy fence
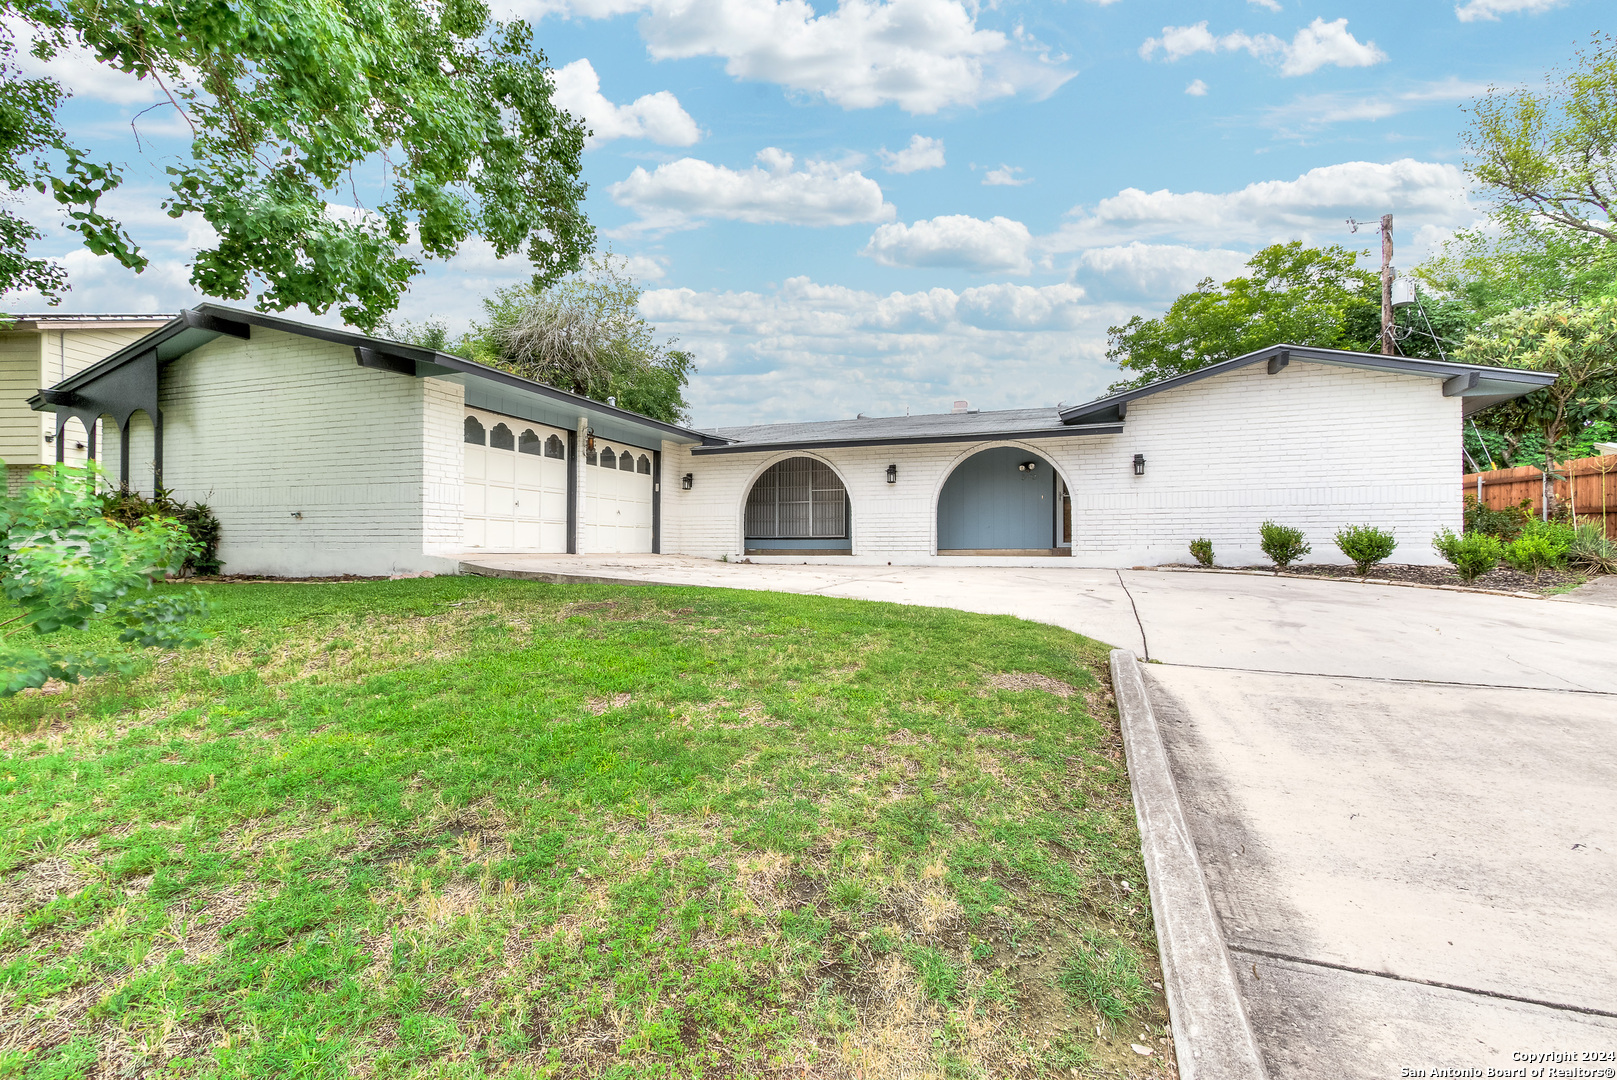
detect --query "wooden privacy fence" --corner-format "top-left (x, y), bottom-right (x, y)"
top-left (1462, 453), bottom-right (1617, 536)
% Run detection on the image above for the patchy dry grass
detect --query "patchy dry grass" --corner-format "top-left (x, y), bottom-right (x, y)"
top-left (0, 577), bottom-right (1173, 1078)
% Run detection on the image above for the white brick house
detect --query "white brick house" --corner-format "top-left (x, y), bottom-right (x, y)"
top-left (30, 304), bottom-right (1552, 574)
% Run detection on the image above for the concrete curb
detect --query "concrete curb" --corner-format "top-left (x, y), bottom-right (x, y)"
top-left (1109, 649), bottom-right (1269, 1080)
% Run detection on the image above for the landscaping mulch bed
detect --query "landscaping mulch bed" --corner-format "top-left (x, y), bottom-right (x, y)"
top-left (1164, 562), bottom-right (1586, 595)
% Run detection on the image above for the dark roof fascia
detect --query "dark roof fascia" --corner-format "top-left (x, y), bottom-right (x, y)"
top-left (33, 303), bottom-right (729, 446)
top-left (1057, 344), bottom-right (1558, 424)
top-left (688, 423), bottom-right (1124, 456)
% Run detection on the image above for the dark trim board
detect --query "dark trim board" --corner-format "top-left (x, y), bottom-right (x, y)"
top-left (938, 548), bottom-right (1069, 557)
top-left (565, 429), bottom-right (578, 555)
top-left (690, 423), bottom-right (1124, 456)
top-left (745, 549), bottom-right (853, 556)
top-left (652, 449), bottom-right (662, 555)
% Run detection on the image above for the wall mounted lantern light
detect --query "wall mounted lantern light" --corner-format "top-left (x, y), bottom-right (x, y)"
top-left (585, 427), bottom-right (595, 455)
top-left (886, 463), bottom-right (897, 484)
top-left (681, 473), bottom-right (694, 490)
top-left (1133, 453), bottom-right (1146, 476)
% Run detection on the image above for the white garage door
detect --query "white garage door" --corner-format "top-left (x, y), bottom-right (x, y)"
top-left (584, 441), bottom-right (654, 553)
top-left (463, 410), bottom-right (569, 552)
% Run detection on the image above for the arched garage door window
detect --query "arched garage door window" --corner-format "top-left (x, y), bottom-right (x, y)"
top-left (744, 457), bottom-right (851, 555)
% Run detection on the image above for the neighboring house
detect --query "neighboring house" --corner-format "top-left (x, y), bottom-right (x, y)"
top-left (0, 313), bottom-right (173, 490)
top-left (30, 304), bottom-right (1554, 575)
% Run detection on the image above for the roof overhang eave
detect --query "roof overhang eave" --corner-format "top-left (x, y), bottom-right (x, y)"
top-left (689, 423), bottom-right (1124, 456)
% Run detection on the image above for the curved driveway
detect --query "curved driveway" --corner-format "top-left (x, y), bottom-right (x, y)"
top-left (462, 555), bottom-right (1617, 1072)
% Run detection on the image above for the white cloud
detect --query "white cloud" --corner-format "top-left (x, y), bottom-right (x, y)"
top-left (550, 59), bottom-right (700, 146)
top-left (1248, 0), bottom-right (1283, 10)
top-left (637, 276), bottom-right (1118, 425)
top-left (983, 165), bottom-right (1031, 187)
top-left (862, 215), bottom-right (1033, 273)
top-left (1454, 0), bottom-right (1565, 20)
top-left (1070, 243), bottom-right (1252, 300)
top-left (878, 135), bottom-right (946, 174)
top-left (1185, 79), bottom-right (1208, 96)
top-left (499, 0), bottom-right (1073, 114)
top-left (1139, 18), bottom-right (1385, 76)
top-left (1044, 159), bottom-right (1474, 255)
top-left (608, 148), bottom-right (894, 233)
top-left (1260, 76), bottom-right (1491, 135)
top-left (622, 253), bottom-right (669, 281)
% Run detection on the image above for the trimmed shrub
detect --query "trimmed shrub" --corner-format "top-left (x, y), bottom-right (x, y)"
top-left (100, 487), bottom-right (223, 576)
top-left (1463, 495), bottom-right (1532, 541)
top-left (1259, 521), bottom-right (1311, 569)
top-left (1188, 538), bottom-right (1214, 567)
top-left (1502, 518), bottom-right (1574, 578)
top-left (1569, 522), bottom-right (1617, 574)
top-left (1432, 528), bottom-right (1504, 581)
top-left (1333, 524), bottom-right (1397, 576)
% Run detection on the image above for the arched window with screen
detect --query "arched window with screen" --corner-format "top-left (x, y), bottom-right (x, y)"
top-left (637, 454), bottom-right (651, 475)
top-left (619, 450), bottom-right (636, 472)
top-left (518, 429), bottom-right (542, 455)
top-left (490, 423), bottom-right (514, 450)
top-left (600, 447), bottom-right (617, 469)
top-left (464, 416), bottom-right (486, 445)
top-left (545, 434), bottom-right (566, 459)
top-left (744, 457), bottom-right (850, 553)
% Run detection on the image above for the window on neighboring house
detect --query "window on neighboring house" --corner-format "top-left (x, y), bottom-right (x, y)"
top-left (637, 454), bottom-right (652, 475)
top-left (518, 429), bottom-right (543, 455)
top-left (490, 423), bottom-right (514, 450)
top-left (745, 457), bottom-right (849, 538)
top-left (464, 416), bottom-right (486, 445)
top-left (600, 447), bottom-right (617, 469)
top-left (545, 434), bottom-right (566, 459)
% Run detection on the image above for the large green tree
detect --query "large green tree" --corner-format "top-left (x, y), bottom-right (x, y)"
top-left (1105, 242), bottom-right (1380, 391)
top-left (1457, 297), bottom-right (1617, 473)
top-left (1, 0), bottom-right (591, 330)
top-left (456, 253), bottom-right (695, 424)
top-left (1464, 33), bottom-right (1617, 244)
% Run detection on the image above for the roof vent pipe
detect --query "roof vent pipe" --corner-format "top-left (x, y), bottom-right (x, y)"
top-left (952, 400), bottom-right (969, 414)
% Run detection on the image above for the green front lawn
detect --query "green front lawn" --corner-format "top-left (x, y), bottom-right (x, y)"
top-left (0, 577), bottom-right (1172, 1078)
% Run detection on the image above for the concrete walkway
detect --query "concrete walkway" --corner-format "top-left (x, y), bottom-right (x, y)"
top-left (459, 554), bottom-right (1617, 1073)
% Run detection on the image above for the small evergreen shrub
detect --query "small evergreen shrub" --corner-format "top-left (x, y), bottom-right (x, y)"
top-left (1258, 521), bottom-right (1311, 569)
top-left (1569, 521), bottom-right (1617, 574)
top-left (1333, 524), bottom-right (1397, 576)
top-left (1188, 538), bottom-right (1214, 567)
top-left (1432, 529), bottom-right (1504, 581)
top-left (100, 487), bottom-right (224, 576)
top-left (1501, 518), bottom-right (1575, 578)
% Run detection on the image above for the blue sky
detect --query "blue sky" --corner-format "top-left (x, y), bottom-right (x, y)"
top-left (5, 0), bottom-right (1604, 425)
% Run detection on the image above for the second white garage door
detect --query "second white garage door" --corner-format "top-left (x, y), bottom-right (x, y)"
top-left (584, 441), bottom-right (654, 553)
top-left (463, 410), bottom-right (569, 552)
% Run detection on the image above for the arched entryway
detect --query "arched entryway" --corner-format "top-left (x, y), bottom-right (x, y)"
top-left (744, 456), bottom-right (851, 555)
top-left (937, 447), bottom-right (1064, 555)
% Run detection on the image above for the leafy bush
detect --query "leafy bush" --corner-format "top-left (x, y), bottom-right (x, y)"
top-left (1463, 495), bottom-right (1532, 541)
top-left (1569, 521), bottom-right (1617, 574)
top-left (1432, 529), bottom-right (1504, 581)
top-left (100, 487), bottom-right (223, 575)
top-left (1259, 521), bottom-right (1311, 569)
top-left (0, 463), bottom-right (211, 694)
top-left (1333, 524), bottom-right (1397, 576)
top-left (1188, 538), bottom-right (1214, 567)
top-left (1499, 519), bottom-right (1574, 578)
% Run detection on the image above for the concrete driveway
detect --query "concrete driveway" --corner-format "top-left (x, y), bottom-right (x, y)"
top-left (460, 554), bottom-right (1617, 1072)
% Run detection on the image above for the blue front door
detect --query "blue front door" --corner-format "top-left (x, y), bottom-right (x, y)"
top-left (937, 447), bottom-right (1055, 550)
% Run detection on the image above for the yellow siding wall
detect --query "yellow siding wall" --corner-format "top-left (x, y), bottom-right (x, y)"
top-left (0, 332), bottom-right (43, 466)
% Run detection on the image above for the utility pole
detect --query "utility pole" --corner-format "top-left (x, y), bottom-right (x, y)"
top-left (1380, 213), bottom-right (1394, 356)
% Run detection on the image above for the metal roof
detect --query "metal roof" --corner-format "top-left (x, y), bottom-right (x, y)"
top-left (1056, 343), bottom-right (1558, 423)
top-left (32, 304), bottom-right (728, 446)
top-left (694, 407), bottom-right (1122, 456)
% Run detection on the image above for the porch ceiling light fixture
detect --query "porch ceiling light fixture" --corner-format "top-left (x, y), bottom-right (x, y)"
top-left (681, 473), bottom-right (694, 490)
top-left (886, 463), bottom-right (897, 484)
top-left (1017, 461), bottom-right (1037, 472)
top-left (1133, 453), bottom-right (1146, 476)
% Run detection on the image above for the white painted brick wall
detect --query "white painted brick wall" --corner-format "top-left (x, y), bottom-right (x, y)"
top-left (660, 361), bottom-right (1462, 567)
top-left (140, 329), bottom-right (464, 576)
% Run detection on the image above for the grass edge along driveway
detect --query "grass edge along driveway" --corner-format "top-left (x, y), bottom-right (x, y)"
top-left (0, 577), bottom-right (1174, 1079)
